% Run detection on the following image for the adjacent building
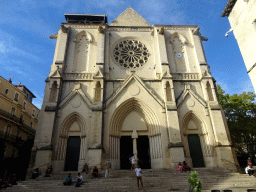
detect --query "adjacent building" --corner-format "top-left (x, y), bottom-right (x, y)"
top-left (33, 8), bottom-right (238, 172)
top-left (0, 76), bottom-right (39, 179)
top-left (222, 0), bottom-right (256, 91)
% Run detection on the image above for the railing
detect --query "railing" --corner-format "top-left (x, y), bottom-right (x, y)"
top-left (64, 73), bottom-right (95, 80)
top-left (0, 109), bottom-right (36, 134)
top-left (0, 129), bottom-right (24, 146)
top-left (171, 73), bottom-right (199, 80)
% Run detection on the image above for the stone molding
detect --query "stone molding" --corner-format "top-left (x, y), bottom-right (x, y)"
top-left (63, 73), bottom-right (94, 81)
top-left (168, 142), bottom-right (184, 148)
top-left (176, 86), bottom-right (207, 108)
top-left (45, 106), bottom-right (57, 112)
top-left (108, 28), bottom-right (153, 32)
top-left (63, 24), bottom-right (101, 29)
top-left (106, 74), bottom-right (165, 108)
top-left (171, 73), bottom-right (199, 80)
top-left (59, 89), bottom-right (92, 109)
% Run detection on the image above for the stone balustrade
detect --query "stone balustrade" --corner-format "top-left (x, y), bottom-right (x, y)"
top-left (63, 73), bottom-right (95, 80)
top-left (171, 73), bottom-right (199, 80)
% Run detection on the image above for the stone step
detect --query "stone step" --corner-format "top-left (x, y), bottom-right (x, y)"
top-left (5, 169), bottom-right (256, 192)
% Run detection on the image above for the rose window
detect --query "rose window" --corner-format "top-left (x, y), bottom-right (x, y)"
top-left (113, 39), bottom-right (149, 69)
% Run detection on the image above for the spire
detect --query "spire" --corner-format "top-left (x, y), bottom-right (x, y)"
top-left (109, 7), bottom-right (151, 27)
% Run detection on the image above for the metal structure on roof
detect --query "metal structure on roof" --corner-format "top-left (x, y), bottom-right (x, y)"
top-left (221, 0), bottom-right (237, 17)
top-left (64, 13), bottom-right (108, 24)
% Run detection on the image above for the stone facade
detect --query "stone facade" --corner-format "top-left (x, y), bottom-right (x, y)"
top-left (33, 8), bottom-right (238, 172)
top-left (0, 76), bottom-right (39, 178)
top-left (222, 0), bottom-right (256, 91)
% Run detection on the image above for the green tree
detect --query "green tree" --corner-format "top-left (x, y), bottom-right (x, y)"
top-left (217, 85), bottom-right (256, 162)
top-left (188, 171), bottom-right (202, 192)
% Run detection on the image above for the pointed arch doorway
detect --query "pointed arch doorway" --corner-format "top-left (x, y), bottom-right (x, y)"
top-left (64, 136), bottom-right (81, 171)
top-left (57, 112), bottom-right (87, 171)
top-left (109, 98), bottom-right (162, 169)
top-left (187, 134), bottom-right (205, 167)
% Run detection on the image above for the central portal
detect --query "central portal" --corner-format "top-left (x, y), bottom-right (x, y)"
top-left (120, 135), bottom-right (151, 169)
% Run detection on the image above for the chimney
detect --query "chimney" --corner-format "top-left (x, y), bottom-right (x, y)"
top-left (17, 82), bottom-right (21, 86)
top-left (8, 78), bottom-right (12, 84)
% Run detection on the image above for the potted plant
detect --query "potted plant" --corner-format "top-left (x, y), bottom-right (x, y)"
top-left (188, 171), bottom-right (202, 192)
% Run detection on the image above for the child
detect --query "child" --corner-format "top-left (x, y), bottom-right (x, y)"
top-left (177, 162), bottom-right (182, 171)
top-left (135, 165), bottom-right (144, 190)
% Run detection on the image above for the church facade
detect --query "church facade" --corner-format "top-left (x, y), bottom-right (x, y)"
top-left (33, 8), bottom-right (238, 172)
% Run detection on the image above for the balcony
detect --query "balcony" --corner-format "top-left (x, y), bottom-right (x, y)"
top-left (0, 109), bottom-right (36, 135)
top-left (0, 129), bottom-right (24, 147)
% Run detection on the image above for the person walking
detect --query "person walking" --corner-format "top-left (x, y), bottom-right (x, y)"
top-left (134, 164), bottom-right (144, 190)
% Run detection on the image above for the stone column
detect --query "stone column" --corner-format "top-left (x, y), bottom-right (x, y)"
top-left (166, 110), bottom-right (185, 169)
top-left (190, 28), bottom-right (209, 74)
top-left (96, 27), bottom-right (105, 71)
top-left (88, 110), bottom-right (103, 168)
top-left (132, 130), bottom-right (138, 161)
top-left (208, 108), bottom-right (237, 171)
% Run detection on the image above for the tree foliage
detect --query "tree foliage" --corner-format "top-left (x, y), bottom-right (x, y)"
top-left (217, 85), bottom-right (256, 157)
top-left (188, 171), bottom-right (202, 192)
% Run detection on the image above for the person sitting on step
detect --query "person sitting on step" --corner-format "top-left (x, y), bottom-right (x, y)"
top-left (91, 166), bottom-right (100, 178)
top-left (75, 173), bottom-right (83, 187)
top-left (63, 173), bottom-right (72, 185)
top-left (177, 162), bottom-right (182, 171)
top-left (31, 168), bottom-right (40, 179)
top-left (82, 162), bottom-right (88, 174)
top-left (182, 161), bottom-right (191, 172)
top-left (44, 165), bottom-right (53, 177)
top-left (245, 164), bottom-right (254, 176)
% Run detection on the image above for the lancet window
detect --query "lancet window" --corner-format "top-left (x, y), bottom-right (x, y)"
top-left (49, 81), bottom-right (57, 102)
top-left (166, 81), bottom-right (172, 101)
top-left (73, 31), bottom-right (92, 72)
top-left (170, 33), bottom-right (188, 73)
top-left (206, 81), bottom-right (214, 101)
top-left (94, 81), bottom-right (101, 102)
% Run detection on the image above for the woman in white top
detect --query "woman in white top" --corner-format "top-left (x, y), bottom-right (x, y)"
top-left (245, 165), bottom-right (254, 176)
top-left (134, 165), bottom-right (144, 189)
top-left (131, 155), bottom-right (137, 169)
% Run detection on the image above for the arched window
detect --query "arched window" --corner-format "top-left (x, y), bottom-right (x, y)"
top-left (166, 81), bottom-right (172, 101)
top-left (206, 81), bottom-right (214, 101)
top-left (170, 33), bottom-right (188, 73)
top-left (94, 81), bottom-right (101, 102)
top-left (49, 81), bottom-right (57, 102)
top-left (73, 31), bottom-right (92, 72)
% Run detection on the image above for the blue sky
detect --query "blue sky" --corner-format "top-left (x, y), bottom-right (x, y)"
top-left (0, 0), bottom-right (254, 109)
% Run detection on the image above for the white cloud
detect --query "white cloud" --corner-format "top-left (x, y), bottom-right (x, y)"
top-left (135, 0), bottom-right (186, 25)
top-left (32, 93), bottom-right (44, 109)
top-left (0, 42), bottom-right (10, 54)
top-left (236, 78), bottom-right (255, 94)
top-left (3, 65), bottom-right (28, 77)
